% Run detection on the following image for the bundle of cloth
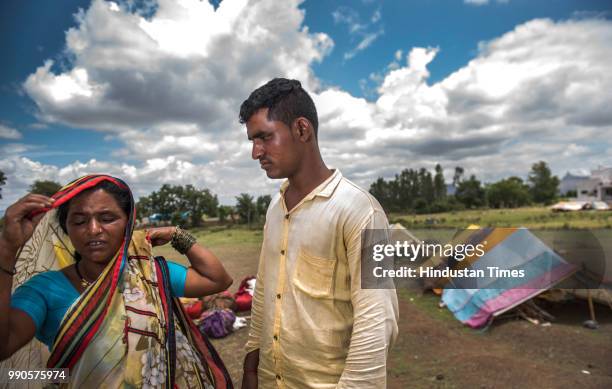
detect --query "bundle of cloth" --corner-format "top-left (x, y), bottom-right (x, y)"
top-left (181, 276), bottom-right (255, 338)
top-left (234, 276), bottom-right (256, 311)
top-left (199, 309), bottom-right (237, 338)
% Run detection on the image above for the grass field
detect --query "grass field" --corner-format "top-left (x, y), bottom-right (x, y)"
top-left (391, 206), bottom-right (612, 229)
top-left (152, 226), bottom-right (265, 263)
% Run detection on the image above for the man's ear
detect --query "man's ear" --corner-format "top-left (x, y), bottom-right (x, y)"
top-left (294, 117), bottom-right (313, 142)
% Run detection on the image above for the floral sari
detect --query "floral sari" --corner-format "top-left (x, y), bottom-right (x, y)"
top-left (0, 175), bottom-right (232, 388)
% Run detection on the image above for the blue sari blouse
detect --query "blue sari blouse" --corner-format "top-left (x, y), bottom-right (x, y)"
top-left (10, 261), bottom-right (188, 349)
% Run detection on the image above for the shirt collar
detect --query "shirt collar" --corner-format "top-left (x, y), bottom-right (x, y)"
top-left (279, 169), bottom-right (342, 200)
top-left (316, 169), bottom-right (342, 198)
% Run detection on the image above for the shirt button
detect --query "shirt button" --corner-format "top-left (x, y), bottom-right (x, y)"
top-left (276, 293), bottom-right (281, 299)
top-left (285, 214), bottom-right (290, 219)
top-left (273, 334), bottom-right (279, 341)
top-left (276, 374), bottom-right (281, 380)
top-left (280, 250), bottom-right (285, 255)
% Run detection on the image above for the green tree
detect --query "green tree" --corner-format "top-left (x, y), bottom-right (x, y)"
top-left (235, 193), bottom-right (255, 226)
top-left (137, 184), bottom-right (218, 227)
top-left (370, 165), bottom-right (469, 213)
top-left (369, 177), bottom-right (394, 212)
top-left (370, 167), bottom-right (444, 213)
top-left (0, 171), bottom-right (6, 199)
top-left (217, 205), bottom-right (234, 223)
top-left (256, 195), bottom-right (272, 221)
top-left (452, 166), bottom-right (464, 187)
top-left (418, 168), bottom-right (434, 204)
top-left (394, 171), bottom-right (409, 212)
top-left (29, 180), bottom-right (62, 196)
top-left (396, 168), bottom-right (419, 212)
top-left (433, 164), bottom-right (446, 200)
top-left (149, 184), bottom-right (181, 217)
top-left (136, 195), bottom-right (153, 220)
top-left (486, 177), bottom-right (531, 208)
top-left (455, 174), bottom-right (485, 208)
top-left (179, 185), bottom-right (218, 227)
top-left (528, 161), bottom-right (559, 205)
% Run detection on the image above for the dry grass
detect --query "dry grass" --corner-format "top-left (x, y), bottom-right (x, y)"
top-left (392, 207), bottom-right (612, 229)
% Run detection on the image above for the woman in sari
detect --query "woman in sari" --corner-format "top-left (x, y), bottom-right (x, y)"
top-left (0, 175), bottom-right (234, 388)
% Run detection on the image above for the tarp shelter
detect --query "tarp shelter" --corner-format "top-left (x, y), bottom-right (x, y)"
top-left (390, 223), bottom-right (420, 243)
top-left (433, 227), bottom-right (577, 328)
top-left (550, 200), bottom-right (610, 211)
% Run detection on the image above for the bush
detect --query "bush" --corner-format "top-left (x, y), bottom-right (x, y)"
top-left (414, 198), bottom-right (429, 214)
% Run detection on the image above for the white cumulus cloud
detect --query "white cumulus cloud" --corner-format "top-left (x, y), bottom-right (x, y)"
top-left (0, 125), bottom-right (22, 140)
top-left (1, 1), bottom-right (611, 214)
top-left (7, 0), bottom-right (331, 208)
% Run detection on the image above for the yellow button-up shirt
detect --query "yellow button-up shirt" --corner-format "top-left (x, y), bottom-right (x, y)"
top-left (245, 169), bottom-right (399, 388)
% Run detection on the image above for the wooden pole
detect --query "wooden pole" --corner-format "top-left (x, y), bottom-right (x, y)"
top-left (587, 289), bottom-right (596, 322)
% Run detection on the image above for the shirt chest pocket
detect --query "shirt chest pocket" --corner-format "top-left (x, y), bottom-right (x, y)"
top-left (292, 249), bottom-right (336, 299)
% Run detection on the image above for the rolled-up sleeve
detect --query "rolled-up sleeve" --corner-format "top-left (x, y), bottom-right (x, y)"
top-left (337, 209), bottom-right (399, 389)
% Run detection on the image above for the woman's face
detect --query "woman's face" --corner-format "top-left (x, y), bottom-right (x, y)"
top-left (66, 188), bottom-right (128, 264)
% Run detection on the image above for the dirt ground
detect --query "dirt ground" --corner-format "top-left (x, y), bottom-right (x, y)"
top-left (388, 290), bottom-right (612, 389)
top-left (165, 241), bottom-right (612, 389)
top-left (204, 244), bottom-right (260, 385)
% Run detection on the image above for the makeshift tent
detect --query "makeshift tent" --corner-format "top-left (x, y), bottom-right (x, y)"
top-left (550, 200), bottom-right (610, 211)
top-left (426, 227), bottom-right (578, 328)
top-left (589, 201), bottom-right (610, 211)
top-left (572, 289), bottom-right (612, 307)
top-left (392, 222), bottom-right (611, 328)
top-left (390, 223), bottom-right (420, 243)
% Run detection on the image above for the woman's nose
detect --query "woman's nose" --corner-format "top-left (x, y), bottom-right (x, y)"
top-left (87, 218), bottom-right (103, 234)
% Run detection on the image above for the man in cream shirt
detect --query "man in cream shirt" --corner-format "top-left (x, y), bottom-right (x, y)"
top-left (240, 78), bottom-right (398, 389)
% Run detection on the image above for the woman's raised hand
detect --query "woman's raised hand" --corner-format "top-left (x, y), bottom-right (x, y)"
top-left (1, 194), bottom-right (54, 252)
top-left (146, 226), bottom-right (177, 247)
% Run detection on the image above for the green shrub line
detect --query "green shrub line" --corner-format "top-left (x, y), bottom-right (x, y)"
top-left (390, 207), bottom-right (612, 230)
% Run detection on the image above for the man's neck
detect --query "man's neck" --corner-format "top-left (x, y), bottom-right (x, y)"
top-left (286, 159), bottom-right (333, 201)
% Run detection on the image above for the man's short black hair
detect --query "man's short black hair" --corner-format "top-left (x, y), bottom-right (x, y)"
top-left (239, 78), bottom-right (319, 136)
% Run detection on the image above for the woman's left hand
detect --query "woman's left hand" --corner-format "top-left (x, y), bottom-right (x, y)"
top-left (146, 227), bottom-right (176, 247)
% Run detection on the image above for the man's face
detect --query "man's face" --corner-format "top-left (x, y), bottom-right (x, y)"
top-left (246, 108), bottom-right (301, 179)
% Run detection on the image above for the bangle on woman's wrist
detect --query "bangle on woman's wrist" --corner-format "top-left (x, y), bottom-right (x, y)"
top-left (171, 226), bottom-right (196, 254)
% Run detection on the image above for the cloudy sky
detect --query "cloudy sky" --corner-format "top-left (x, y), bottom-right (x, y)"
top-left (1, 0), bottom-right (611, 211)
